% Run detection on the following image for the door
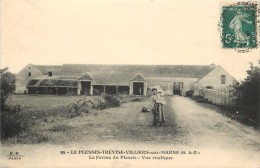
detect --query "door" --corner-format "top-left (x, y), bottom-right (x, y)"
top-left (133, 82), bottom-right (144, 95)
top-left (173, 82), bottom-right (183, 95)
top-left (81, 81), bottom-right (91, 95)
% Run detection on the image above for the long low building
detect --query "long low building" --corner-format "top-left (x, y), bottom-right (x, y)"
top-left (15, 63), bottom-right (235, 96)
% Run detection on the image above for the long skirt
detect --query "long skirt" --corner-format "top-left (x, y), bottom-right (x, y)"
top-left (153, 103), bottom-right (165, 125)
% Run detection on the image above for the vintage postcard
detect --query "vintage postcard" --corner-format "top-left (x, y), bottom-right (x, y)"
top-left (1, 0), bottom-right (260, 168)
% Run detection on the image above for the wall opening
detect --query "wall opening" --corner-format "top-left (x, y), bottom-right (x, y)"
top-left (221, 75), bottom-right (226, 84)
top-left (206, 86), bottom-right (214, 89)
top-left (93, 85), bottom-right (103, 95)
top-left (173, 82), bottom-right (183, 95)
top-left (28, 87), bottom-right (36, 94)
top-left (133, 82), bottom-right (144, 95)
top-left (81, 81), bottom-right (91, 95)
top-left (57, 88), bottom-right (67, 95)
top-left (48, 72), bottom-right (53, 77)
top-left (105, 86), bottom-right (117, 94)
top-left (118, 86), bottom-right (129, 95)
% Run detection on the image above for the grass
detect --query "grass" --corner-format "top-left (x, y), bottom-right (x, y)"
top-left (2, 94), bottom-right (147, 145)
top-left (7, 94), bottom-right (99, 111)
top-left (5, 131), bottom-right (50, 144)
top-left (131, 97), bottom-right (144, 102)
top-left (49, 125), bottom-right (74, 132)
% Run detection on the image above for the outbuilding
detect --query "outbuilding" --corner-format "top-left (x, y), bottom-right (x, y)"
top-left (15, 63), bottom-right (234, 96)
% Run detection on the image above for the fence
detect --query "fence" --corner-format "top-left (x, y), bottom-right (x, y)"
top-left (198, 89), bottom-right (236, 109)
top-left (197, 88), bottom-right (260, 126)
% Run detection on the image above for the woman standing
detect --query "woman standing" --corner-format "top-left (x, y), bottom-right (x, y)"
top-left (150, 88), bottom-right (166, 126)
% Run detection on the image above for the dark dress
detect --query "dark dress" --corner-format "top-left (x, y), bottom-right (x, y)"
top-left (153, 103), bottom-right (165, 125)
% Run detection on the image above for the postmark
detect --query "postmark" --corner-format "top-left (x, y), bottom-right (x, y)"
top-left (220, 1), bottom-right (260, 52)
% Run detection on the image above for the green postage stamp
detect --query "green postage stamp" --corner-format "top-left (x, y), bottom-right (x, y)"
top-left (221, 2), bottom-right (259, 51)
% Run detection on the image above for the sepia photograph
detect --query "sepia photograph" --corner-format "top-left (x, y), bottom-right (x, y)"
top-left (1, 0), bottom-right (260, 167)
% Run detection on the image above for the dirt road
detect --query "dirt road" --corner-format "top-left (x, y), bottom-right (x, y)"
top-left (1, 96), bottom-right (260, 168)
top-left (76, 96), bottom-right (260, 151)
top-left (168, 96), bottom-right (260, 150)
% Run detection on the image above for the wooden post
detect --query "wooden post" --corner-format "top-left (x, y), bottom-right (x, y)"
top-left (90, 81), bottom-right (93, 95)
top-left (103, 86), bottom-right (106, 94)
top-left (143, 82), bottom-right (147, 96)
top-left (129, 82), bottom-right (133, 95)
top-left (116, 86), bottom-right (119, 94)
top-left (77, 81), bottom-right (81, 95)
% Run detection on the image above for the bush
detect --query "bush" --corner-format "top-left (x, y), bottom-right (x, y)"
top-left (93, 95), bottom-right (121, 110)
top-left (192, 96), bottom-right (210, 103)
top-left (131, 97), bottom-right (144, 102)
top-left (67, 99), bottom-right (93, 118)
top-left (104, 95), bottom-right (121, 107)
top-left (1, 68), bottom-right (27, 139)
top-left (185, 90), bottom-right (194, 97)
top-left (93, 99), bottom-right (110, 110)
top-left (1, 105), bottom-right (28, 139)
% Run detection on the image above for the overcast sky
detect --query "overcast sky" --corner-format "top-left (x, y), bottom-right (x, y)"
top-left (1, 0), bottom-right (259, 79)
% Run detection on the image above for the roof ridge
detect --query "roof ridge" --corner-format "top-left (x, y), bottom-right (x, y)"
top-left (62, 64), bottom-right (211, 66)
top-left (35, 65), bottom-right (61, 67)
top-left (77, 72), bottom-right (93, 80)
top-left (131, 73), bottom-right (147, 81)
top-left (195, 66), bottom-right (216, 82)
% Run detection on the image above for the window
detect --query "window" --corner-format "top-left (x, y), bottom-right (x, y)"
top-left (221, 75), bottom-right (226, 84)
top-left (48, 71), bottom-right (52, 77)
top-left (28, 72), bottom-right (31, 77)
top-left (206, 86), bottom-right (214, 89)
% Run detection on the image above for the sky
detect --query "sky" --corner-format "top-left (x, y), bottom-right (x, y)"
top-left (1, 0), bottom-right (259, 80)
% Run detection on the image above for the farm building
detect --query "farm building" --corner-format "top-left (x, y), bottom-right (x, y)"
top-left (193, 65), bottom-right (235, 95)
top-left (15, 63), bottom-right (234, 96)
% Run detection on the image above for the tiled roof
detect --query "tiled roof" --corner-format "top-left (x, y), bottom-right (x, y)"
top-left (27, 79), bottom-right (40, 86)
top-left (35, 65), bottom-right (61, 75)
top-left (58, 64), bottom-right (213, 85)
top-left (30, 79), bottom-right (78, 88)
top-left (27, 64), bottom-right (214, 86)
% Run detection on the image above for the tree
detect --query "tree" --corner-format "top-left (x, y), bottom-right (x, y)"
top-left (1, 68), bottom-right (15, 109)
top-left (1, 67), bottom-right (26, 139)
top-left (233, 64), bottom-right (260, 124)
